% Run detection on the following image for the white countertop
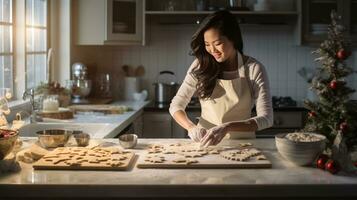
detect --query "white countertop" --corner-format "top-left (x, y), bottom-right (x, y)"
top-left (21, 101), bottom-right (150, 139)
top-left (69, 100), bottom-right (150, 138)
top-left (1, 138), bottom-right (356, 199)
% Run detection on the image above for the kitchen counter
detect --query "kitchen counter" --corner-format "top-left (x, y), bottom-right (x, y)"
top-left (73, 100), bottom-right (149, 138)
top-left (35, 100), bottom-right (150, 138)
top-left (144, 102), bottom-right (308, 112)
top-left (1, 138), bottom-right (356, 200)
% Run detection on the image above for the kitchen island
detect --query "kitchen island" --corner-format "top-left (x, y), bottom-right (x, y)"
top-left (1, 138), bottom-right (356, 200)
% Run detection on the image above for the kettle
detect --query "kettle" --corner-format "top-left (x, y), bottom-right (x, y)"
top-left (153, 71), bottom-right (179, 104)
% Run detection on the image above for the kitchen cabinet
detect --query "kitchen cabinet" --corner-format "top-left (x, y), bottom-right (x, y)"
top-left (143, 109), bottom-right (306, 138)
top-left (142, 110), bottom-right (200, 138)
top-left (73, 0), bottom-right (145, 45)
top-left (172, 111), bottom-right (201, 138)
top-left (142, 111), bottom-right (172, 138)
top-left (132, 114), bottom-right (143, 137)
top-left (256, 110), bottom-right (307, 138)
top-left (297, 0), bottom-right (357, 46)
top-left (145, 0), bottom-right (298, 25)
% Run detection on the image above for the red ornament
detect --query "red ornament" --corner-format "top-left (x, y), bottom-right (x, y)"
top-left (339, 122), bottom-right (348, 134)
top-left (316, 154), bottom-right (329, 169)
top-left (329, 80), bottom-right (338, 89)
top-left (336, 49), bottom-right (350, 60)
top-left (308, 111), bottom-right (317, 118)
top-left (325, 159), bottom-right (340, 174)
top-left (354, 162), bottom-right (357, 167)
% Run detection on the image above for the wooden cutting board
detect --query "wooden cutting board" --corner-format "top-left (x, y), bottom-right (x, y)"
top-left (37, 108), bottom-right (74, 119)
top-left (68, 104), bottom-right (131, 114)
top-left (71, 98), bottom-right (113, 105)
top-left (33, 147), bottom-right (135, 171)
top-left (136, 143), bottom-right (271, 169)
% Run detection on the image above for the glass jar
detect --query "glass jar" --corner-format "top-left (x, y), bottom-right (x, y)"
top-left (42, 95), bottom-right (59, 112)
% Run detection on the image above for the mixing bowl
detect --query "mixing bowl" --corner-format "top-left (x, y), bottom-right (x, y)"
top-left (73, 132), bottom-right (90, 147)
top-left (119, 134), bottom-right (138, 149)
top-left (275, 133), bottom-right (326, 166)
top-left (69, 80), bottom-right (92, 99)
top-left (36, 129), bottom-right (72, 148)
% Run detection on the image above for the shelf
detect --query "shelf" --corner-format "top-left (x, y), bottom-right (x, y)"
top-left (145, 11), bottom-right (299, 16)
top-left (145, 11), bottom-right (299, 25)
top-left (311, 0), bottom-right (336, 4)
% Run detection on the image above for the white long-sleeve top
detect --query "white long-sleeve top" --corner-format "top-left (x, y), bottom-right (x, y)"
top-left (169, 57), bottom-right (273, 131)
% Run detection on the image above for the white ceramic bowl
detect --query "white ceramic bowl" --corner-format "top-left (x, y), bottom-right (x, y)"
top-left (275, 133), bottom-right (326, 166)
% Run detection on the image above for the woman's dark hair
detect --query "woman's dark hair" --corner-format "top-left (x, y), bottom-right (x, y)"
top-left (190, 10), bottom-right (243, 100)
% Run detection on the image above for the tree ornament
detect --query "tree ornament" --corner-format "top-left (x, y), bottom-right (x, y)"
top-left (336, 49), bottom-right (350, 60)
top-left (329, 80), bottom-right (338, 89)
top-left (325, 159), bottom-right (340, 174)
top-left (308, 111), bottom-right (317, 118)
top-left (339, 122), bottom-right (348, 134)
top-left (316, 154), bottom-right (329, 169)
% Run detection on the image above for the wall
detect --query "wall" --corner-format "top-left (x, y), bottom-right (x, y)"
top-left (51, 0), bottom-right (71, 85)
top-left (71, 23), bottom-right (357, 104)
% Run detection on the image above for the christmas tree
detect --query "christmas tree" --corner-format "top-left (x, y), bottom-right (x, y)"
top-left (303, 10), bottom-right (357, 152)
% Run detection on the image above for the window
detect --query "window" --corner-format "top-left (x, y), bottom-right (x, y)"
top-left (25, 0), bottom-right (48, 89)
top-left (0, 0), bottom-right (13, 92)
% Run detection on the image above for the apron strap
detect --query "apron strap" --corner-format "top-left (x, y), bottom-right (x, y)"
top-left (243, 58), bottom-right (255, 100)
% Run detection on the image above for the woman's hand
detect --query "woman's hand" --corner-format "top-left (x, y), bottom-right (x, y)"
top-left (188, 126), bottom-right (207, 142)
top-left (200, 124), bottom-right (229, 147)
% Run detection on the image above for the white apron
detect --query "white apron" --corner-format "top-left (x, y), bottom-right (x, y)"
top-left (197, 53), bottom-right (255, 139)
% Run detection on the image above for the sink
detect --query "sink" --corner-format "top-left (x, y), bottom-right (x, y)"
top-left (19, 122), bottom-right (116, 138)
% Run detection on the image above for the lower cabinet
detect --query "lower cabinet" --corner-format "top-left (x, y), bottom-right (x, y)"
top-left (256, 111), bottom-right (307, 138)
top-left (142, 112), bottom-right (172, 138)
top-left (142, 111), bottom-right (201, 138)
top-left (143, 110), bottom-right (307, 138)
top-left (172, 111), bottom-right (201, 138)
top-left (132, 114), bottom-right (143, 137)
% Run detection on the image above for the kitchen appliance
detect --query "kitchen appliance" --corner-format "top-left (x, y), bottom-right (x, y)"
top-left (70, 63), bottom-right (92, 103)
top-left (72, 62), bottom-right (88, 80)
top-left (153, 71), bottom-right (179, 104)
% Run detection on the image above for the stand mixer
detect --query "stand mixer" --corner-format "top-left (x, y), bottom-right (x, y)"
top-left (69, 63), bottom-right (92, 104)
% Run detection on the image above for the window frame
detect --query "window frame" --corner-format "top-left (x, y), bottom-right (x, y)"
top-left (24, 0), bottom-right (50, 90)
top-left (0, 0), bottom-right (15, 95)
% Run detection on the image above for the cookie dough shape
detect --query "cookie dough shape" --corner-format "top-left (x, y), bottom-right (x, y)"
top-left (33, 146), bottom-right (133, 170)
top-left (172, 157), bottom-right (199, 165)
top-left (220, 148), bottom-right (263, 162)
top-left (144, 155), bottom-right (166, 163)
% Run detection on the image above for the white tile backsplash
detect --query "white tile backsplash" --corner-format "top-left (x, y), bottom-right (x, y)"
top-left (71, 24), bottom-right (357, 103)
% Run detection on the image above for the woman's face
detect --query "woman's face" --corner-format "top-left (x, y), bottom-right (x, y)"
top-left (204, 28), bottom-right (236, 63)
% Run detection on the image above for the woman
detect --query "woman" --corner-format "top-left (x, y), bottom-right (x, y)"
top-left (169, 10), bottom-right (273, 147)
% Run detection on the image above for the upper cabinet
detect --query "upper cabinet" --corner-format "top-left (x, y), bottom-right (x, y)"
top-left (348, 0), bottom-right (357, 43)
top-left (74, 0), bottom-right (145, 45)
top-left (297, 0), bottom-right (357, 46)
top-left (145, 0), bottom-right (298, 25)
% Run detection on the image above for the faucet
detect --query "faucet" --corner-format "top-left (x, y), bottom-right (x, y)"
top-left (22, 88), bottom-right (42, 123)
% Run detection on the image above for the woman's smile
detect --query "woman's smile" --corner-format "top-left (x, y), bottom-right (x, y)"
top-left (204, 28), bottom-right (236, 63)
top-left (213, 53), bottom-right (222, 59)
